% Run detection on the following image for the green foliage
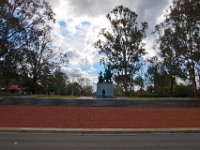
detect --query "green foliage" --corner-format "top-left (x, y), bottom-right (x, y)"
top-left (95, 5), bottom-right (148, 95)
top-left (173, 84), bottom-right (193, 97)
top-left (0, 0), bottom-right (57, 94)
top-left (152, 0), bottom-right (200, 97)
top-left (146, 57), bottom-right (176, 96)
top-left (166, 0), bottom-right (200, 97)
top-left (134, 76), bottom-right (144, 89)
top-left (53, 69), bottom-right (69, 95)
top-left (114, 84), bottom-right (124, 96)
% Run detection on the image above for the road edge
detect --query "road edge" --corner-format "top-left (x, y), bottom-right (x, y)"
top-left (1, 127), bottom-right (200, 134)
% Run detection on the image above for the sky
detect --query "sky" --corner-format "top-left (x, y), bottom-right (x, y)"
top-left (46, 0), bottom-right (173, 90)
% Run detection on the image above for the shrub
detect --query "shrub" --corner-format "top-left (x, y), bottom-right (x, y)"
top-left (173, 84), bottom-right (193, 97)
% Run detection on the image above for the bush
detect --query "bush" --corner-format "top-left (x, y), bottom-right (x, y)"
top-left (173, 84), bottom-right (193, 97)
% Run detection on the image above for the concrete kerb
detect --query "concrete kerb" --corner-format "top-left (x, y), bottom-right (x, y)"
top-left (1, 127), bottom-right (200, 134)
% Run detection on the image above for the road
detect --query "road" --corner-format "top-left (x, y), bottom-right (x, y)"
top-left (1, 133), bottom-right (200, 150)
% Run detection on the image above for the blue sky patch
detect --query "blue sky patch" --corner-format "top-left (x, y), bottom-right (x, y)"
top-left (59, 20), bottom-right (66, 27)
top-left (82, 21), bottom-right (91, 26)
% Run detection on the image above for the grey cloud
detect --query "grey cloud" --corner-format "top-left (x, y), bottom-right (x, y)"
top-left (66, 48), bottom-right (93, 66)
top-left (47, 0), bottom-right (173, 41)
top-left (133, 0), bottom-right (172, 34)
top-left (61, 67), bottom-right (97, 83)
top-left (65, 0), bottom-right (172, 37)
top-left (67, 0), bottom-right (116, 17)
top-left (134, 0), bottom-right (171, 21)
top-left (66, 48), bottom-right (81, 59)
top-left (61, 67), bottom-right (83, 78)
top-left (45, 0), bottom-right (173, 84)
top-left (46, 0), bottom-right (61, 9)
top-left (64, 68), bottom-right (83, 77)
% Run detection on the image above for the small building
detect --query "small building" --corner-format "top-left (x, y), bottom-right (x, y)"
top-left (3, 85), bottom-right (27, 95)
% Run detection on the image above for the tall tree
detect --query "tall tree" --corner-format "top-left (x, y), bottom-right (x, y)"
top-left (77, 76), bottom-right (93, 96)
top-left (156, 0), bottom-right (200, 97)
top-left (146, 56), bottom-right (161, 94)
top-left (24, 26), bottom-right (54, 94)
top-left (0, 0), bottom-right (55, 93)
top-left (152, 26), bottom-right (187, 97)
top-left (0, 0), bottom-right (55, 60)
top-left (134, 76), bottom-right (144, 91)
top-left (0, 0), bottom-right (25, 86)
top-left (146, 56), bottom-right (172, 95)
top-left (95, 5), bottom-right (148, 95)
top-left (54, 68), bottom-right (69, 95)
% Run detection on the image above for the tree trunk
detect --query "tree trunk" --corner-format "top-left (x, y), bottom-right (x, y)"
top-left (32, 74), bottom-right (37, 94)
top-left (123, 77), bottom-right (128, 96)
top-left (192, 76), bottom-right (197, 97)
top-left (124, 59), bottom-right (128, 96)
top-left (190, 62), bottom-right (197, 97)
top-left (169, 76), bottom-right (174, 97)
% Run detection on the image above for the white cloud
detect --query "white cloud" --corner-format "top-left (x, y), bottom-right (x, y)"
top-left (46, 0), bottom-right (173, 88)
top-left (61, 66), bottom-right (98, 90)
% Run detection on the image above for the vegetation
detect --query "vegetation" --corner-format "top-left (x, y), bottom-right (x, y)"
top-left (152, 0), bottom-right (200, 97)
top-left (0, 0), bottom-right (55, 94)
top-left (95, 5), bottom-right (148, 95)
top-left (1, 0), bottom-right (200, 97)
top-left (112, 1), bottom-right (200, 97)
top-left (0, 0), bottom-right (94, 96)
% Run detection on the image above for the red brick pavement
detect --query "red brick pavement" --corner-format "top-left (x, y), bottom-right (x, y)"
top-left (0, 105), bottom-right (200, 128)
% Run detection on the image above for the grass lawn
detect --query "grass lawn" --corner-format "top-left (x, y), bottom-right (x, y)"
top-left (117, 96), bottom-right (200, 100)
top-left (34, 95), bottom-right (79, 99)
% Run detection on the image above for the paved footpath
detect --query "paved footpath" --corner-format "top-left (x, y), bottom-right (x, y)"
top-left (0, 97), bottom-right (200, 134)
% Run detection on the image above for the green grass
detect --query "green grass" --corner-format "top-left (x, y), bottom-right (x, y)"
top-left (34, 95), bottom-right (79, 99)
top-left (117, 96), bottom-right (199, 100)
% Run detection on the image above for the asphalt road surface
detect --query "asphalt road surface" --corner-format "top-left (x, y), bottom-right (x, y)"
top-left (1, 133), bottom-right (200, 150)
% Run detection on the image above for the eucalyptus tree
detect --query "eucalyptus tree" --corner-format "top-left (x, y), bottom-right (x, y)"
top-left (0, 0), bottom-right (21, 58)
top-left (146, 56), bottom-right (161, 93)
top-left (0, 0), bottom-right (56, 93)
top-left (152, 26), bottom-right (187, 96)
top-left (134, 76), bottom-right (144, 91)
top-left (0, 0), bottom-right (25, 85)
top-left (24, 26), bottom-right (55, 94)
top-left (0, 0), bottom-right (55, 64)
top-left (53, 68), bottom-right (69, 95)
top-left (146, 56), bottom-right (172, 95)
top-left (77, 77), bottom-right (93, 96)
top-left (95, 5), bottom-right (148, 95)
top-left (154, 0), bottom-right (200, 97)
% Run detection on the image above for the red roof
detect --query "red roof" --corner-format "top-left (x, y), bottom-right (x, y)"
top-left (9, 85), bottom-right (19, 90)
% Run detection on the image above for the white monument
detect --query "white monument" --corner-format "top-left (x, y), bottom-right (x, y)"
top-left (96, 65), bottom-right (114, 98)
top-left (96, 82), bottom-right (114, 98)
